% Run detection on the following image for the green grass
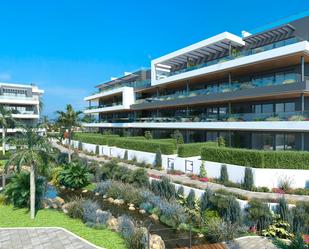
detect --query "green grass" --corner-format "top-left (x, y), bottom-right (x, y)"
top-left (0, 204), bottom-right (127, 249)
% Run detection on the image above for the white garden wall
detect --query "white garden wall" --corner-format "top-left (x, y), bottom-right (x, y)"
top-left (65, 139), bottom-right (309, 189)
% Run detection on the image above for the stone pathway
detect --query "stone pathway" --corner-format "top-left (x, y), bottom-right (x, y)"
top-left (225, 236), bottom-right (277, 249)
top-left (51, 140), bottom-right (309, 203)
top-left (0, 228), bottom-right (101, 249)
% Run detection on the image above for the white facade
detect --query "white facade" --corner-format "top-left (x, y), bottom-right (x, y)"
top-left (0, 82), bottom-right (44, 128)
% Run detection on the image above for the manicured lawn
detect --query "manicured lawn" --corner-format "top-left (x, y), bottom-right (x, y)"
top-left (0, 204), bottom-right (127, 249)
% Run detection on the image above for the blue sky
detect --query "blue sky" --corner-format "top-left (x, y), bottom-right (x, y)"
top-left (0, 0), bottom-right (308, 118)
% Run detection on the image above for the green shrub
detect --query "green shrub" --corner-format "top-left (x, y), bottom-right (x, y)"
top-left (144, 131), bottom-right (153, 140)
top-left (95, 145), bottom-right (100, 155)
top-left (60, 162), bottom-right (92, 189)
top-left (277, 196), bottom-right (291, 223)
top-left (199, 161), bottom-right (207, 178)
top-left (66, 197), bottom-right (84, 219)
top-left (217, 137), bottom-right (225, 147)
top-left (243, 167), bottom-right (254, 190)
top-left (186, 189), bottom-right (196, 209)
top-left (108, 137), bottom-right (176, 154)
top-left (200, 188), bottom-right (213, 212)
top-left (245, 200), bottom-right (273, 232)
top-left (78, 141), bottom-right (83, 150)
top-left (73, 132), bottom-right (119, 145)
top-left (131, 168), bottom-right (149, 188)
top-left (220, 165), bottom-right (228, 183)
top-left (178, 141), bottom-right (218, 157)
top-left (123, 150), bottom-right (128, 161)
top-left (211, 195), bottom-right (241, 224)
top-left (4, 172), bottom-right (45, 209)
top-left (291, 204), bottom-right (307, 234)
top-left (176, 186), bottom-right (184, 198)
top-left (201, 146), bottom-right (309, 169)
top-left (50, 166), bottom-right (63, 186)
top-left (171, 130), bottom-right (184, 145)
top-left (154, 149), bottom-right (162, 168)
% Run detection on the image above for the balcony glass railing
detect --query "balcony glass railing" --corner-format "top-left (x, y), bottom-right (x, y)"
top-left (85, 102), bottom-right (122, 110)
top-left (97, 79), bottom-right (151, 94)
top-left (136, 73), bottom-right (301, 104)
top-left (84, 111), bottom-right (309, 124)
top-left (0, 94), bottom-right (34, 100)
top-left (156, 37), bottom-right (302, 79)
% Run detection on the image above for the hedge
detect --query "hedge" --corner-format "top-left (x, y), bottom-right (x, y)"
top-left (178, 141), bottom-right (218, 157)
top-left (73, 133), bottom-right (119, 145)
top-left (201, 146), bottom-right (309, 169)
top-left (108, 137), bottom-right (176, 154)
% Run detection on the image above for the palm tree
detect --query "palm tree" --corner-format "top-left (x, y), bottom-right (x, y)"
top-left (5, 127), bottom-right (52, 219)
top-left (0, 106), bottom-right (15, 188)
top-left (56, 104), bottom-right (82, 163)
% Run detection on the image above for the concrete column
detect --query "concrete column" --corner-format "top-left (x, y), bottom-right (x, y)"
top-left (301, 93), bottom-right (305, 114)
top-left (301, 56), bottom-right (305, 82)
top-left (301, 132), bottom-right (305, 151)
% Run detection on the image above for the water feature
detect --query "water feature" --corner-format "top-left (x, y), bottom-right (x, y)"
top-left (46, 185), bottom-right (208, 248)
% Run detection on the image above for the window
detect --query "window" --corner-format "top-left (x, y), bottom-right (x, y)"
top-left (275, 103), bottom-right (284, 113)
top-left (252, 133), bottom-right (274, 150)
top-left (285, 102), bottom-right (295, 112)
top-left (262, 104), bottom-right (273, 113)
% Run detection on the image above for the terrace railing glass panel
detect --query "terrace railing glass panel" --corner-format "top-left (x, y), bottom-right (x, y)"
top-left (156, 37), bottom-right (302, 79)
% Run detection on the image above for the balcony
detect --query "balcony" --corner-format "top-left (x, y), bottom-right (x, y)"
top-left (84, 111), bottom-right (309, 124)
top-left (84, 102), bottom-right (126, 114)
top-left (98, 79), bottom-right (150, 93)
top-left (135, 73), bottom-right (302, 105)
top-left (155, 37), bottom-right (301, 80)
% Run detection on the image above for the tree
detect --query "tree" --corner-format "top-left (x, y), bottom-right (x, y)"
top-left (220, 164), bottom-right (229, 183)
top-left (56, 104), bottom-right (82, 163)
top-left (144, 131), bottom-right (153, 140)
top-left (243, 167), bottom-right (254, 190)
top-left (5, 128), bottom-right (52, 219)
top-left (199, 161), bottom-right (207, 178)
top-left (171, 130), bottom-right (184, 144)
top-left (0, 106), bottom-right (15, 156)
top-left (154, 149), bottom-right (162, 168)
top-left (0, 106), bottom-right (15, 188)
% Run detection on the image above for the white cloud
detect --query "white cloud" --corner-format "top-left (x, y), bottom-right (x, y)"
top-left (0, 73), bottom-right (12, 81)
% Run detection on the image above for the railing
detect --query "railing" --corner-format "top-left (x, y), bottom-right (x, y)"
top-left (97, 79), bottom-right (151, 93)
top-left (136, 73), bottom-right (301, 104)
top-left (85, 102), bottom-right (122, 110)
top-left (0, 94), bottom-right (34, 100)
top-left (84, 111), bottom-right (309, 124)
top-left (156, 37), bottom-right (302, 79)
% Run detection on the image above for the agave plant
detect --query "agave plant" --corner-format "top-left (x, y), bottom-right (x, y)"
top-left (4, 171), bottom-right (45, 209)
top-left (60, 162), bottom-right (92, 189)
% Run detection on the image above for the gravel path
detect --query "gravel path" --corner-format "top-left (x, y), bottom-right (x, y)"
top-left (51, 140), bottom-right (309, 203)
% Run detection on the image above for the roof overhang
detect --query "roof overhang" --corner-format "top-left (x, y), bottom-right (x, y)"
top-left (152, 32), bottom-right (245, 69)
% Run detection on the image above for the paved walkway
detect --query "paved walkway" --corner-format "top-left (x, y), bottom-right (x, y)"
top-left (225, 236), bottom-right (277, 249)
top-left (51, 140), bottom-right (309, 203)
top-left (0, 228), bottom-right (101, 249)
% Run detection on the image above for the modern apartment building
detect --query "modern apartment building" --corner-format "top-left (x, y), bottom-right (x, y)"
top-left (0, 82), bottom-right (44, 132)
top-left (84, 12), bottom-right (309, 151)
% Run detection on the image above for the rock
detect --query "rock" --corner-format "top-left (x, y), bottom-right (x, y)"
top-left (95, 192), bottom-right (100, 196)
top-left (114, 199), bottom-right (124, 205)
top-left (150, 234), bottom-right (165, 249)
top-left (149, 214), bottom-right (159, 221)
top-left (82, 189), bottom-right (88, 193)
top-left (103, 195), bottom-right (107, 199)
top-left (129, 203), bottom-right (134, 207)
top-left (62, 203), bottom-right (71, 214)
top-left (51, 203), bottom-right (58, 209)
top-left (197, 233), bottom-right (204, 238)
top-left (106, 217), bottom-right (118, 231)
top-left (107, 197), bottom-right (114, 203)
top-left (54, 197), bottom-right (65, 206)
top-left (139, 209), bottom-right (146, 214)
top-left (60, 186), bottom-right (66, 190)
top-left (129, 206), bottom-right (136, 211)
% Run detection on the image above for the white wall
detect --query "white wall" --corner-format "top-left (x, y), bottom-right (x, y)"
top-left (67, 139), bottom-right (309, 189)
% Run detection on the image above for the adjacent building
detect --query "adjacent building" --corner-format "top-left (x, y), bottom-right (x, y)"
top-left (0, 82), bottom-right (44, 133)
top-left (83, 12), bottom-right (309, 151)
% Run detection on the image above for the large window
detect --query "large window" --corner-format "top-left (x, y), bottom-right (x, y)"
top-left (252, 133), bottom-right (274, 150)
